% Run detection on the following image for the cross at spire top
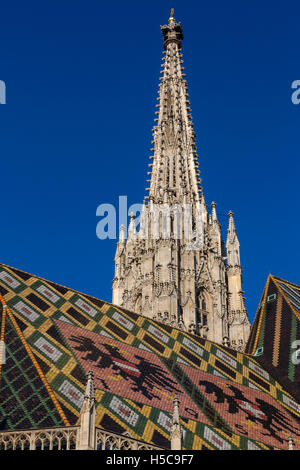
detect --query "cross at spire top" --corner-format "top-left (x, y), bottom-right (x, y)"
top-left (161, 10), bottom-right (184, 49)
top-left (169, 8), bottom-right (175, 23)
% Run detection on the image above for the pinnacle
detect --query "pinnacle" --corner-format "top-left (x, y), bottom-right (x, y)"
top-left (288, 436), bottom-right (294, 450)
top-left (172, 394), bottom-right (180, 424)
top-left (147, 25), bottom-right (201, 205)
top-left (169, 8), bottom-right (175, 24)
top-left (118, 225), bottom-right (125, 243)
top-left (83, 370), bottom-right (95, 403)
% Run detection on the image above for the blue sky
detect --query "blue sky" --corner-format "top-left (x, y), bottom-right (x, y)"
top-left (0, 0), bottom-right (299, 323)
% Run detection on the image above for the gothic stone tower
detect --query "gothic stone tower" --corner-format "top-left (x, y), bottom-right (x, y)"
top-left (112, 11), bottom-right (250, 349)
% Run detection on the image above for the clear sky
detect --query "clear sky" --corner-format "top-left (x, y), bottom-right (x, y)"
top-left (0, 0), bottom-right (299, 323)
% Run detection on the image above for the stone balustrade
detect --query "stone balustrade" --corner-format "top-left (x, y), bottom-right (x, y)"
top-left (0, 426), bottom-right (162, 451)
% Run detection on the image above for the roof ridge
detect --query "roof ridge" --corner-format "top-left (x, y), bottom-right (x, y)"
top-left (271, 275), bottom-right (300, 290)
top-left (271, 275), bottom-right (300, 322)
top-left (0, 261), bottom-right (111, 305)
top-left (0, 261), bottom-right (250, 355)
top-left (248, 275), bottom-right (271, 355)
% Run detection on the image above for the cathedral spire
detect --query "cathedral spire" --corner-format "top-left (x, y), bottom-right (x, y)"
top-left (112, 13), bottom-right (251, 349)
top-left (147, 12), bottom-right (201, 206)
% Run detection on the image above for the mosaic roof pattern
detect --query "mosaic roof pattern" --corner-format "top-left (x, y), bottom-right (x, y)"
top-left (1, 263), bottom-right (300, 450)
top-left (246, 275), bottom-right (300, 403)
top-left (0, 311), bottom-right (65, 431)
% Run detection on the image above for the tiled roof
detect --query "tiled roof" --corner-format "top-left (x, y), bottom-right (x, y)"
top-left (1, 263), bottom-right (300, 450)
top-left (246, 275), bottom-right (300, 404)
top-left (275, 277), bottom-right (300, 317)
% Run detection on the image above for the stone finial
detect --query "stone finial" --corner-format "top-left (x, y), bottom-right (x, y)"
top-left (85, 370), bottom-right (95, 400)
top-left (228, 210), bottom-right (236, 232)
top-left (211, 201), bottom-right (218, 222)
top-left (161, 9), bottom-right (183, 50)
top-left (172, 395), bottom-right (180, 424)
top-left (128, 212), bottom-right (137, 240)
top-left (139, 201), bottom-right (148, 239)
top-left (81, 370), bottom-right (95, 414)
top-left (223, 336), bottom-right (230, 347)
top-left (119, 224), bottom-right (125, 243)
top-left (76, 370), bottom-right (96, 450)
top-left (178, 316), bottom-right (185, 331)
top-left (171, 395), bottom-right (182, 450)
top-left (288, 436), bottom-right (294, 450)
top-left (227, 210), bottom-right (238, 241)
top-left (169, 8), bottom-right (175, 24)
top-left (226, 209), bottom-right (241, 267)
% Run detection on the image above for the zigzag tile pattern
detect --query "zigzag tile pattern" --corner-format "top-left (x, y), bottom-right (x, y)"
top-left (1, 263), bottom-right (300, 450)
top-left (246, 275), bottom-right (300, 403)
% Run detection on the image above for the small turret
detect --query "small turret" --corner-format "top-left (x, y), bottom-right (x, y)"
top-left (226, 211), bottom-right (240, 267)
top-left (225, 210), bottom-right (250, 351)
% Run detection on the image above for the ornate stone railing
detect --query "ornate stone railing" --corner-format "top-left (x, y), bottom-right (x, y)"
top-left (95, 428), bottom-right (162, 450)
top-left (0, 426), bottom-right (163, 450)
top-left (0, 426), bottom-right (79, 450)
